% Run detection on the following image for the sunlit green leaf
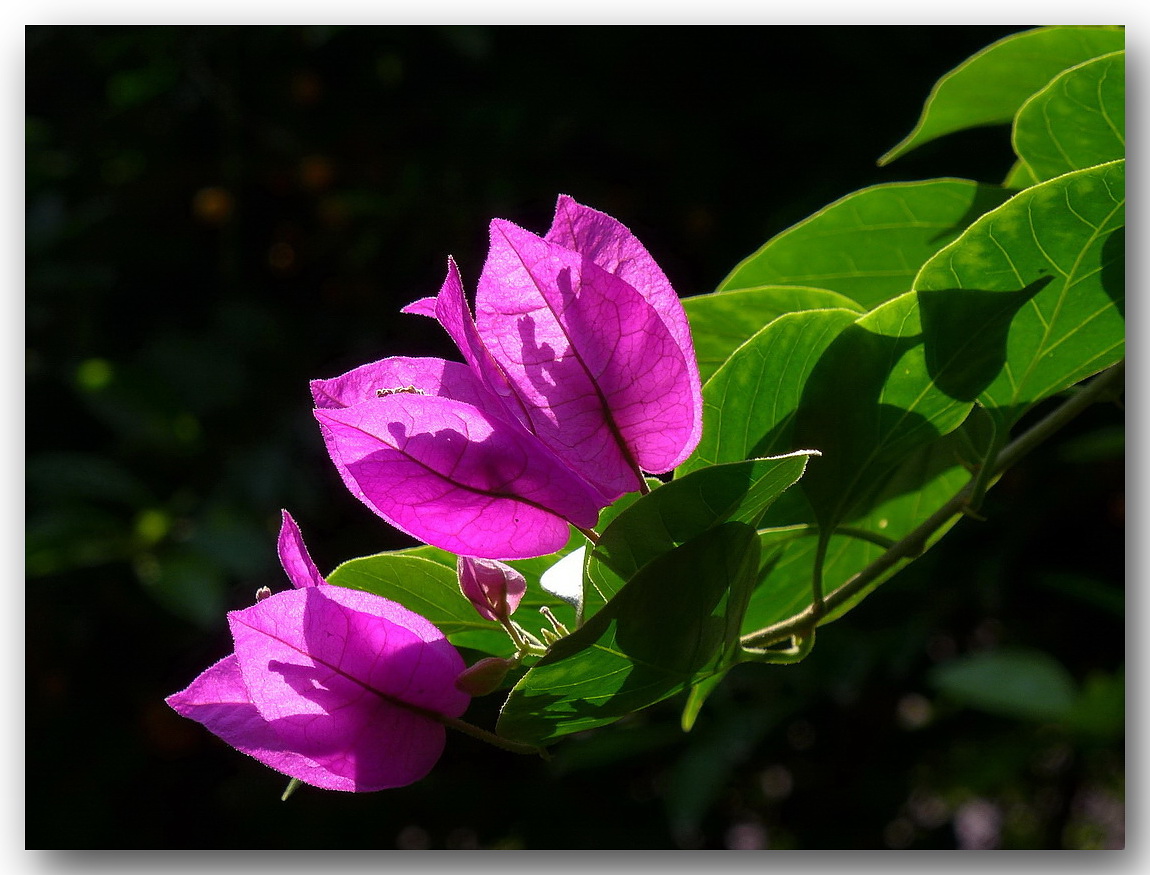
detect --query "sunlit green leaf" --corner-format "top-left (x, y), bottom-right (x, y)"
top-left (914, 159), bottom-right (1125, 427)
top-left (880, 25), bottom-right (1125, 164)
top-left (1014, 51), bottom-right (1124, 182)
top-left (497, 523), bottom-right (760, 745)
top-left (585, 453), bottom-right (815, 617)
top-left (1003, 160), bottom-right (1040, 191)
top-left (683, 290), bottom-right (979, 525)
top-left (680, 308), bottom-right (860, 476)
top-left (717, 180), bottom-right (1010, 309)
top-left (684, 286), bottom-right (863, 382)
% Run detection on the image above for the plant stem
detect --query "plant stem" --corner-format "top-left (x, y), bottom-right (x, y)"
top-left (577, 526), bottom-right (601, 545)
top-left (438, 712), bottom-right (550, 758)
top-left (740, 361), bottom-right (1124, 650)
top-left (760, 523), bottom-right (899, 550)
top-left (810, 530), bottom-right (829, 616)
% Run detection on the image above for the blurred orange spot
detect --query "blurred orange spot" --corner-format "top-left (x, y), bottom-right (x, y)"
top-left (300, 155), bottom-right (334, 192)
top-left (192, 186), bottom-right (234, 224)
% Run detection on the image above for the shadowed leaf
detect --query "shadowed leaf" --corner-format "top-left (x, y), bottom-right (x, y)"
top-left (497, 523), bottom-right (760, 745)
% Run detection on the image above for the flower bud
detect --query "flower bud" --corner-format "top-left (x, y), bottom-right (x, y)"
top-left (454, 656), bottom-right (516, 696)
top-left (457, 556), bottom-right (526, 622)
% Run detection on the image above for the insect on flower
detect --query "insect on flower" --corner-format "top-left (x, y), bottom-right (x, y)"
top-left (375, 385), bottom-right (426, 397)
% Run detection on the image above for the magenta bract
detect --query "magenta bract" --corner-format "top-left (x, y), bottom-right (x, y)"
top-left (313, 392), bottom-right (603, 560)
top-left (477, 216), bottom-right (699, 499)
top-left (166, 512), bottom-right (470, 792)
top-left (276, 509), bottom-right (324, 590)
top-left (312, 195), bottom-right (702, 558)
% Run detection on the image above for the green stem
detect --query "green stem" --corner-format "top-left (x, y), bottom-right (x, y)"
top-left (810, 530), bottom-right (829, 616)
top-left (759, 523), bottom-right (899, 551)
top-left (740, 362), bottom-right (1124, 650)
top-left (501, 617), bottom-right (548, 657)
top-left (438, 712), bottom-right (549, 758)
top-left (742, 628), bottom-right (815, 664)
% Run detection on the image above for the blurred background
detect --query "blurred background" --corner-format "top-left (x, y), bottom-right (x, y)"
top-left (25, 25), bottom-right (1124, 849)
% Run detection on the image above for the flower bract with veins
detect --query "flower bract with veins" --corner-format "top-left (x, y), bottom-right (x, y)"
top-left (166, 511), bottom-right (471, 792)
top-left (312, 195), bottom-right (702, 560)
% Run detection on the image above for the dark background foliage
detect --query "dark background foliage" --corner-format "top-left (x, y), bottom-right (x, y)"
top-left (26, 24), bottom-right (1123, 849)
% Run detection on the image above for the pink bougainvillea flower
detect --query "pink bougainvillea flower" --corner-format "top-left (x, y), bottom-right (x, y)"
top-left (457, 555), bottom-right (526, 622)
top-left (474, 195), bottom-right (703, 500)
top-left (311, 195), bottom-right (702, 559)
top-left (166, 511), bottom-right (470, 792)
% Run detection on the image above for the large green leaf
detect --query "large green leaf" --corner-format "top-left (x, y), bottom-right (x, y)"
top-left (880, 25), bottom-right (1125, 165)
top-left (790, 292), bottom-right (974, 529)
top-left (584, 453), bottom-right (815, 617)
top-left (1003, 160), bottom-right (1041, 191)
top-left (1013, 51), bottom-right (1125, 182)
top-left (683, 286), bottom-right (862, 383)
top-left (680, 293), bottom-right (1020, 641)
top-left (716, 180), bottom-right (1011, 309)
top-left (685, 294), bottom-right (973, 526)
top-left (914, 159), bottom-right (1125, 428)
top-left (497, 523), bottom-right (760, 745)
top-left (680, 308), bottom-right (860, 476)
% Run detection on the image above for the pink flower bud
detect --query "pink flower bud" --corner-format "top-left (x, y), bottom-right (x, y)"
top-left (454, 656), bottom-right (516, 696)
top-left (457, 556), bottom-right (526, 622)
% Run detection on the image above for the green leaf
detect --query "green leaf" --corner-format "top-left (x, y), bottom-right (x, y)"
top-left (914, 159), bottom-right (1125, 427)
top-left (1003, 160), bottom-right (1040, 191)
top-left (327, 552), bottom-right (512, 655)
top-left (789, 292), bottom-right (974, 528)
top-left (1013, 51), bottom-right (1125, 182)
top-left (717, 180), bottom-right (1011, 309)
top-left (683, 291), bottom-right (979, 526)
top-left (680, 308), bottom-right (860, 476)
top-left (930, 648), bottom-right (1078, 723)
top-left (742, 424), bottom-right (974, 635)
top-left (683, 286), bottom-right (863, 383)
top-left (680, 670), bottom-right (728, 732)
top-left (880, 25), bottom-right (1125, 165)
top-left (681, 295), bottom-right (999, 639)
top-left (585, 453), bottom-right (815, 617)
top-left (497, 522), bottom-right (761, 745)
